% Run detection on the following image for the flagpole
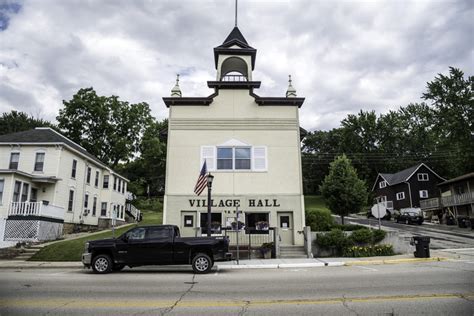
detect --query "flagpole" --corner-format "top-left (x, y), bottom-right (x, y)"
top-left (206, 172), bottom-right (214, 237)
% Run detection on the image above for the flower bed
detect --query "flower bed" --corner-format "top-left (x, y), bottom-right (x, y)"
top-left (343, 244), bottom-right (394, 257)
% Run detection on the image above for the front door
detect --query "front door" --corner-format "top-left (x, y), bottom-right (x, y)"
top-left (181, 211), bottom-right (197, 237)
top-left (278, 212), bottom-right (294, 245)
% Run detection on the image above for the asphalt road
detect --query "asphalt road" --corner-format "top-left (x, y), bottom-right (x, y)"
top-left (0, 259), bottom-right (473, 315)
top-left (341, 215), bottom-right (474, 250)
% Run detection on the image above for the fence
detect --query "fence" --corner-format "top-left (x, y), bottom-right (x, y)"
top-left (221, 227), bottom-right (276, 259)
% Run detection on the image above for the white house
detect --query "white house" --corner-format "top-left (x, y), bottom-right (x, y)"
top-left (0, 127), bottom-right (132, 246)
top-left (163, 27), bottom-right (306, 246)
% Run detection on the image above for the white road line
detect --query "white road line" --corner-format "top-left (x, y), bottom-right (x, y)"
top-left (354, 266), bottom-right (378, 272)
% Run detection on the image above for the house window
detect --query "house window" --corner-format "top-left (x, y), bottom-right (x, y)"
top-left (101, 202), bottom-right (107, 216)
top-left (71, 159), bottom-right (77, 178)
top-left (122, 182), bottom-right (126, 194)
top-left (92, 197), bottom-right (97, 216)
top-left (217, 147), bottom-right (251, 170)
top-left (0, 179), bottom-right (4, 204)
top-left (103, 175), bottom-right (109, 189)
top-left (118, 179), bottom-right (122, 192)
top-left (417, 173), bottom-right (429, 181)
top-left (30, 188), bottom-right (38, 202)
top-left (9, 152), bottom-right (19, 170)
top-left (84, 193), bottom-right (89, 209)
top-left (200, 213), bottom-right (222, 234)
top-left (113, 176), bottom-right (117, 190)
top-left (121, 205), bottom-right (124, 218)
top-left (34, 152), bottom-right (45, 172)
top-left (86, 167), bottom-right (91, 184)
top-left (68, 190), bottom-right (74, 212)
top-left (95, 171), bottom-right (99, 187)
top-left (245, 213), bottom-right (269, 232)
top-left (379, 181), bottom-right (387, 189)
top-left (396, 192), bottom-right (405, 200)
top-left (21, 183), bottom-right (29, 202)
top-left (12, 181), bottom-right (21, 202)
top-left (419, 190), bottom-right (428, 198)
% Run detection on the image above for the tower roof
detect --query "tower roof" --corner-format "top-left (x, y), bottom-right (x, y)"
top-left (214, 27), bottom-right (257, 70)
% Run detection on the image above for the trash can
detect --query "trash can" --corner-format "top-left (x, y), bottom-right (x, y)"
top-left (446, 215), bottom-right (455, 226)
top-left (457, 216), bottom-right (469, 228)
top-left (411, 236), bottom-right (430, 258)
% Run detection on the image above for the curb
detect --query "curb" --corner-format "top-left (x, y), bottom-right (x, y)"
top-left (216, 262), bottom-right (344, 270)
top-left (344, 257), bottom-right (447, 266)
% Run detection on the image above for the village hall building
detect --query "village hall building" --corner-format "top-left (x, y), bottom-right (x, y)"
top-left (163, 26), bottom-right (306, 246)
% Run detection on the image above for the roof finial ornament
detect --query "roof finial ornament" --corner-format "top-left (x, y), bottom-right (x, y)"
top-left (171, 74), bottom-right (182, 97)
top-left (286, 74), bottom-right (297, 98)
top-left (235, 0), bottom-right (238, 27)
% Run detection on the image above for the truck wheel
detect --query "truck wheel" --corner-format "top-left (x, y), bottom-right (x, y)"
top-left (192, 253), bottom-right (213, 274)
top-left (92, 254), bottom-right (112, 274)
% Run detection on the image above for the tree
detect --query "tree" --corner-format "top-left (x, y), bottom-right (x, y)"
top-left (0, 111), bottom-right (54, 135)
top-left (320, 155), bottom-right (368, 224)
top-left (57, 88), bottom-right (153, 167)
top-left (422, 67), bottom-right (474, 176)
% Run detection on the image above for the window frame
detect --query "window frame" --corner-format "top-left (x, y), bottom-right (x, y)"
top-left (71, 159), bottom-right (77, 179)
top-left (379, 181), bottom-right (387, 189)
top-left (86, 167), bottom-right (91, 184)
top-left (92, 196), bottom-right (97, 216)
top-left (12, 181), bottom-right (21, 202)
top-left (68, 190), bottom-right (74, 212)
top-left (84, 193), bottom-right (89, 209)
top-left (34, 152), bottom-right (45, 172)
top-left (0, 178), bottom-right (4, 205)
top-left (396, 191), bottom-right (405, 200)
top-left (417, 173), bottom-right (429, 181)
top-left (216, 146), bottom-right (251, 171)
top-left (100, 202), bottom-right (107, 217)
top-left (419, 190), bottom-right (429, 198)
top-left (9, 152), bottom-right (20, 170)
top-left (94, 171), bottom-right (99, 187)
top-left (103, 175), bottom-right (109, 189)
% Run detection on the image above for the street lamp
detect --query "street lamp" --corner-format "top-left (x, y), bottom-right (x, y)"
top-left (206, 173), bottom-right (214, 237)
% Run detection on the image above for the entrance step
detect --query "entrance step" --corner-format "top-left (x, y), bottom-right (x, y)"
top-left (12, 246), bottom-right (41, 261)
top-left (279, 246), bottom-right (307, 258)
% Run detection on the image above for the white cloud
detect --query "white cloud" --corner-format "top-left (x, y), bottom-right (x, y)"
top-left (0, 0), bottom-right (472, 131)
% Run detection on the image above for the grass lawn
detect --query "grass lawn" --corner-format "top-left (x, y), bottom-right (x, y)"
top-left (30, 209), bottom-right (163, 262)
top-left (304, 195), bottom-right (329, 212)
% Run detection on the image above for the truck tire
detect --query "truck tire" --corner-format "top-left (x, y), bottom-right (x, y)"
top-left (92, 254), bottom-right (112, 274)
top-left (192, 253), bottom-right (213, 274)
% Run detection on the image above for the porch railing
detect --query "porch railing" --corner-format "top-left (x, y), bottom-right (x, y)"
top-left (420, 197), bottom-right (441, 210)
top-left (8, 201), bottom-right (64, 220)
top-left (221, 74), bottom-right (248, 82)
top-left (382, 200), bottom-right (394, 210)
top-left (441, 192), bottom-right (474, 207)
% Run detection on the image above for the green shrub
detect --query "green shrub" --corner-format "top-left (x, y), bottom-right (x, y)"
top-left (306, 209), bottom-right (334, 231)
top-left (333, 224), bottom-right (366, 231)
top-left (343, 244), bottom-right (394, 257)
top-left (350, 228), bottom-right (373, 244)
top-left (315, 229), bottom-right (353, 253)
top-left (133, 197), bottom-right (162, 213)
top-left (372, 229), bottom-right (386, 243)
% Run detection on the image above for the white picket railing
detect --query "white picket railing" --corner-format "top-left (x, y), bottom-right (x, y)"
top-left (441, 192), bottom-right (474, 207)
top-left (8, 201), bottom-right (64, 220)
top-left (129, 204), bottom-right (141, 222)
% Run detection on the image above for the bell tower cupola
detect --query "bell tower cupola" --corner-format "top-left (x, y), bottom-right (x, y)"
top-left (214, 27), bottom-right (257, 82)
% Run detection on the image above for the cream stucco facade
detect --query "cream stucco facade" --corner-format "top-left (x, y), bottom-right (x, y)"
top-left (163, 27), bottom-right (306, 245)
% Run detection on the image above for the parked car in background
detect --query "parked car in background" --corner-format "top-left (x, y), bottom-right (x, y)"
top-left (395, 212), bottom-right (424, 225)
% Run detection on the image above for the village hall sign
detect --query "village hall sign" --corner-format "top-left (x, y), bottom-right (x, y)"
top-left (189, 198), bottom-right (281, 208)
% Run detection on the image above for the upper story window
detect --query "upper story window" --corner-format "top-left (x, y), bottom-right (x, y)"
top-left (71, 159), bottom-right (77, 178)
top-left (34, 152), bottom-right (45, 172)
top-left (86, 167), bottom-right (92, 184)
top-left (103, 175), bottom-right (109, 189)
top-left (9, 152), bottom-right (19, 170)
top-left (217, 147), bottom-right (251, 170)
top-left (95, 171), bottom-right (99, 187)
top-left (113, 176), bottom-right (117, 190)
top-left (201, 142), bottom-right (267, 172)
top-left (122, 182), bottom-right (126, 194)
top-left (118, 179), bottom-right (122, 192)
top-left (419, 190), bottom-right (429, 198)
top-left (379, 181), bottom-right (387, 189)
top-left (396, 192), bottom-right (405, 200)
top-left (417, 173), bottom-right (429, 181)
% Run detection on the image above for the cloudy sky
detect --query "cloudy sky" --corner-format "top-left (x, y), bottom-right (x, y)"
top-left (0, 0), bottom-right (472, 131)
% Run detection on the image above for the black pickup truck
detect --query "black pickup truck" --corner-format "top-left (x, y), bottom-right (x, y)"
top-left (82, 225), bottom-right (231, 274)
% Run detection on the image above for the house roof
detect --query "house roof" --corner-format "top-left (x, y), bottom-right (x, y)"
top-left (0, 169), bottom-right (60, 183)
top-left (0, 128), bottom-right (128, 181)
top-left (372, 163), bottom-right (445, 191)
top-left (438, 172), bottom-right (474, 187)
top-left (222, 27), bottom-right (249, 46)
top-left (214, 27), bottom-right (257, 70)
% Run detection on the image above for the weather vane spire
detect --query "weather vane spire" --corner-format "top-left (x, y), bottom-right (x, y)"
top-left (235, 0), bottom-right (238, 27)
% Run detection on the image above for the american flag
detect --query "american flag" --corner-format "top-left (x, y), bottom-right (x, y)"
top-left (194, 161), bottom-right (208, 196)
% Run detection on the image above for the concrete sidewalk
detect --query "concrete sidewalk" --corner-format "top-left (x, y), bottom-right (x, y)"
top-left (0, 250), bottom-right (452, 271)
